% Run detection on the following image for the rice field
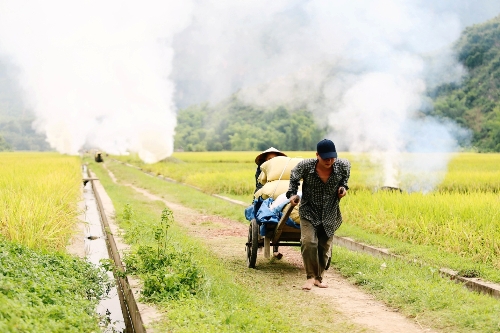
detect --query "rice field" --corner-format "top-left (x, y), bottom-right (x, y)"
top-left (116, 151), bottom-right (500, 193)
top-left (0, 152), bottom-right (82, 251)
top-left (113, 151), bottom-right (500, 269)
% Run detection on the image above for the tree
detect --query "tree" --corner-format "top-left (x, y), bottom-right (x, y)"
top-left (431, 14), bottom-right (500, 151)
top-left (174, 95), bottom-right (328, 151)
top-left (0, 135), bottom-right (11, 151)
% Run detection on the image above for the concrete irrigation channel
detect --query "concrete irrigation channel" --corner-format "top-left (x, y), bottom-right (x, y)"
top-left (114, 159), bottom-right (500, 301)
top-left (81, 164), bottom-right (146, 333)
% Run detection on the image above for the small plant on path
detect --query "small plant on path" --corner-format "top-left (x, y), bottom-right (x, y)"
top-left (124, 207), bottom-right (204, 302)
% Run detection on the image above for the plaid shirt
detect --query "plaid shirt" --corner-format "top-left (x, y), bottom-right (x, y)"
top-left (286, 158), bottom-right (351, 237)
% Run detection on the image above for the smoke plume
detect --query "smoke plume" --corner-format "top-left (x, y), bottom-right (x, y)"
top-left (0, 1), bottom-right (193, 163)
top-left (171, 0), bottom-right (499, 191)
top-left (1, 1), bottom-right (499, 189)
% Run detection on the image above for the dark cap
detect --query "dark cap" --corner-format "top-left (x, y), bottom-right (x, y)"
top-left (317, 139), bottom-right (337, 159)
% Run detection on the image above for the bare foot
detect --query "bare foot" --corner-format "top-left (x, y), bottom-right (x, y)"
top-left (314, 280), bottom-right (329, 288)
top-left (302, 278), bottom-right (315, 291)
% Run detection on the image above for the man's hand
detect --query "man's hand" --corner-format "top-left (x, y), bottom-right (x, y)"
top-left (290, 195), bottom-right (300, 206)
top-left (338, 187), bottom-right (347, 199)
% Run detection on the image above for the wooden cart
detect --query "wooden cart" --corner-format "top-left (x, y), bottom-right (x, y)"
top-left (245, 203), bottom-right (332, 269)
top-left (246, 204), bottom-right (301, 268)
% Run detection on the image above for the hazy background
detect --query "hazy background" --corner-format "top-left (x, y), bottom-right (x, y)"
top-left (0, 0), bottom-right (194, 163)
top-left (1, 0), bottom-right (499, 189)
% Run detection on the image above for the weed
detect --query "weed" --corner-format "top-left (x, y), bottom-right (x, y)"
top-left (156, 207), bottom-right (173, 255)
top-left (123, 207), bottom-right (204, 302)
top-left (0, 237), bottom-right (109, 332)
top-left (122, 203), bottom-right (134, 222)
top-left (458, 268), bottom-right (481, 278)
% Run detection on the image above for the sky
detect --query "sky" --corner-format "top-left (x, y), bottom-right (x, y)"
top-left (0, 0), bottom-right (499, 189)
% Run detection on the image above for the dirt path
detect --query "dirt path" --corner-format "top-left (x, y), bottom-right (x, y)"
top-left (100, 164), bottom-right (434, 333)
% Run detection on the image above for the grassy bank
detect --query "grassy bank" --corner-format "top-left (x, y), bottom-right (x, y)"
top-left (93, 158), bottom-right (500, 333)
top-left (0, 237), bottom-right (107, 332)
top-left (0, 152), bottom-right (109, 332)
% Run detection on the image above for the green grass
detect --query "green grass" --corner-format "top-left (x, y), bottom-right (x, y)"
top-left (335, 221), bottom-right (500, 284)
top-left (0, 152), bottom-right (113, 332)
top-left (330, 247), bottom-right (500, 333)
top-left (439, 153), bottom-right (500, 193)
top-left (91, 158), bottom-right (500, 333)
top-left (341, 189), bottom-right (500, 275)
top-left (113, 151), bottom-right (500, 193)
top-left (111, 152), bottom-right (500, 271)
top-left (102, 160), bottom-right (247, 223)
top-left (88, 159), bottom-right (363, 333)
top-left (109, 154), bottom-right (500, 280)
top-left (0, 237), bottom-right (109, 333)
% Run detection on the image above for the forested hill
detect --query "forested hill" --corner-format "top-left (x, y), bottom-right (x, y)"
top-left (432, 14), bottom-right (500, 152)
top-left (174, 96), bottom-right (328, 152)
top-left (177, 16), bottom-right (500, 153)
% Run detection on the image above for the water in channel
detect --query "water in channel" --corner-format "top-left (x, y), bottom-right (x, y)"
top-left (82, 166), bottom-right (126, 332)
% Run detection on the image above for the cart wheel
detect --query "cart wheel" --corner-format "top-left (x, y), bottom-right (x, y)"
top-left (246, 219), bottom-right (259, 268)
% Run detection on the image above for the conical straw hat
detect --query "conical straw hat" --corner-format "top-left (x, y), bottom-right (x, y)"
top-left (255, 147), bottom-right (287, 165)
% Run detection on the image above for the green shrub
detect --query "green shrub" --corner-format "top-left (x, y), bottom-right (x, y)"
top-left (123, 208), bottom-right (204, 302)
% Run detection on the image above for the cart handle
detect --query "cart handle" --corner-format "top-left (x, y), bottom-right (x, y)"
top-left (272, 204), bottom-right (295, 244)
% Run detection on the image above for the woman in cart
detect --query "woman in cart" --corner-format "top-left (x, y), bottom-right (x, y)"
top-left (253, 147), bottom-right (287, 194)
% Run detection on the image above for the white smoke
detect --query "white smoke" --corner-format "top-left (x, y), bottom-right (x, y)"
top-left (1, 0), bottom-right (499, 186)
top-left (171, 0), bottom-right (498, 191)
top-left (0, 1), bottom-right (193, 163)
